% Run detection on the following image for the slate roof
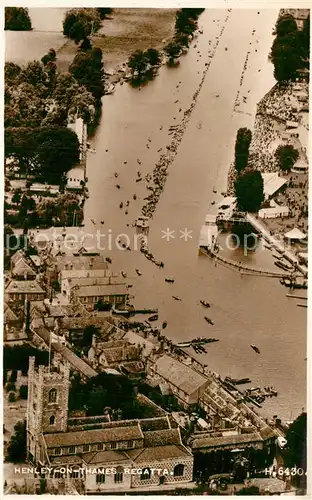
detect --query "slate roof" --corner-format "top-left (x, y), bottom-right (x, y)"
top-left (259, 426), bottom-right (276, 441)
top-left (76, 284), bottom-right (128, 297)
top-left (11, 250), bottom-right (25, 265)
top-left (139, 417), bottom-right (170, 432)
top-left (191, 432), bottom-right (263, 450)
top-left (83, 450), bottom-right (130, 464)
top-left (54, 255), bottom-right (108, 272)
top-left (44, 424), bottom-right (143, 448)
top-left (4, 304), bottom-right (19, 322)
top-left (153, 355), bottom-right (208, 395)
top-left (12, 258), bottom-right (36, 277)
top-left (143, 428), bottom-right (181, 448)
top-left (128, 445), bottom-right (191, 463)
top-left (52, 344), bottom-right (97, 378)
top-left (5, 280), bottom-right (45, 294)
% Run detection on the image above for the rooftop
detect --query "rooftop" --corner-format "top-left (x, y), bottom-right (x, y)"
top-left (128, 444), bottom-right (191, 463)
top-left (191, 431), bottom-right (263, 450)
top-left (44, 423), bottom-right (143, 448)
top-left (76, 284), bottom-right (128, 297)
top-left (153, 354), bottom-right (208, 395)
top-left (68, 276), bottom-right (126, 289)
top-left (143, 428), bottom-right (181, 447)
top-left (261, 172), bottom-right (288, 198)
top-left (54, 255), bottom-right (108, 272)
top-left (5, 280), bottom-right (45, 294)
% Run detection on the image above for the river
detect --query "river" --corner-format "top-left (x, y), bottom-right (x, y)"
top-left (5, 8), bottom-right (306, 422)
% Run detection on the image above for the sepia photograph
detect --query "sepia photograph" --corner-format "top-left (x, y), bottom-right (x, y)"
top-left (3, 2), bottom-right (309, 496)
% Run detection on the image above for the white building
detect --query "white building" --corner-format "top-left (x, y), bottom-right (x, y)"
top-left (261, 172), bottom-right (288, 200)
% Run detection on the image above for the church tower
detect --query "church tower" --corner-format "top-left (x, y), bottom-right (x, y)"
top-left (26, 356), bottom-right (70, 463)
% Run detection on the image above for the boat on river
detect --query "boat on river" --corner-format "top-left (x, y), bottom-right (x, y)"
top-left (250, 344), bottom-right (260, 354)
top-left (148, 314), bottom-right (158, 322)
top-left (280, 277), bottom-right (307, 289)
top-left (204, 317), bottom-right (214, 325)
top-left (274, 261), bottom-right (293, 272)
top-left (135, 269), bottom-right (142, 276)
top-left (172, 296), bottom-right (182, 301)
top-left (224, 376), bottom-right (252, 385)
top-left (165, 277), bottom-right (175, 283)
top-left (200, 300), bottom-right (210, 308)
top-left (121, 271), bottom-right (127, 278)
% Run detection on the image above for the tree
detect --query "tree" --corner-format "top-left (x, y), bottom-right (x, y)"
top-left (5, 7), bottom-right (32, 31)
top-left (234, 128), bottom-right (252, 173)
top-left (128, 50), bottom-right (148, 80)
top-left (301, 14), bottom-right (310, 61)
top-left (41, 48), bottom-right (56, 66)
top-left (8, 392), bottom-right (16, 403)
top-left (275, 14), bottom-right (298, 37)
top-left (145, 48), bottom-right (161, 67)
top-left (97, 8), bottom-right (112, 20)
top-left (19, 385), bottom-right (28, 399)
top-left (79, 37), bottom-right (92, 52)
top-left (236, 486), bottom-right (260, 495)
top-left (69, 49), bottom-right (104, 104)
top-left (12, 189), bottom-right (22, 205)
top-left (164, 42), bottom-right (181, 65)
top-left (9, 370), bottom-right (18, 383)
top-left (34, 126), bottom-right (80, 182)
top-left (284, 413), bottom-right (307, 471)
top-left (270, 33), bottom-right (302, 82)
top-left (81, 325), bottom-right (100, 350)
top-left (175, 9), bottom-right (197, 36)
top-left (63, 9), bottom-right (101, 44)
top-left (275, 144), bottom-right (299, 171)
top-left (6, 382), bottom-right (16, 393)
top-left (235, 169), bottom-right (264, 212)
top-left (6, 421), bottom-right (27, 463)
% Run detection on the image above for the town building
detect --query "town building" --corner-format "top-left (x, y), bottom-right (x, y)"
top-left (147, 354), bottom-right (211, 409)
top-left (26, 357), bottom-right (194, 493)
top-left (88, 337), bottom-right (142, 371)
top-left (261, 172), bottom-right (288, 200)
top-left (5, 280), bottom-right (46, 302)
top-left (71, 282), bottom-right (128, 309)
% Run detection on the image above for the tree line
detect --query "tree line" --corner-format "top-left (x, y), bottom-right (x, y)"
top-left (270, 13), bottom-right (310, 82)
top-left (127, 8), bottom-right (205, 84)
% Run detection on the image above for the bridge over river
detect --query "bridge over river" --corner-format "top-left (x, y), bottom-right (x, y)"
top-left (200, 248), bottom-right (292, 279)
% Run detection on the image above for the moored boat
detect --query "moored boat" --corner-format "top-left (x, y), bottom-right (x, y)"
top-left (200, 300), bottom-right (210, 308)
top-left (172, 295), bottom-right (182, 301)
top-left (250, 344), bottom-right (260, 354)
top-left (148, 314), bottom-right (158, 321)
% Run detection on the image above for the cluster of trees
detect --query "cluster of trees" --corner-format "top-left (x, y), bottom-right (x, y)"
top-left (6, 421), bottom-right (27, 463)
top-left (4, 345), bottom-right (49, 375)
top-left (164, 9), bottom-right (205, 66)
top-left (235, 168), bottom-right (264, 213)
top-left (5, 7), bottom-right (32, 31)
top-left (233, 128), bottom-right (264, 212)
top-left (26, 193), bottom-right (83, 228)
top-left (128, 48), bottom-right (161, 84)
top-left (63, 8), bottom-right (102, 44)
top-left (284, 412), bottom-right (307, 488)
top-left (5, 60), bottom-right (96, 129)
top-left (270, 14), bottom-right (310, 82)
top-left (69, 47), bottom-right (105, 106)
top-left (5, 126), bottom-right (80, 183)
top-left (4, 368), bottom-right (28, 402)
top-left (63, 8), bottom-right (112, 45)
top-left (69, 372), bottom-right (138, 419)
top-left (275, 144), bottom-right (299, 171)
